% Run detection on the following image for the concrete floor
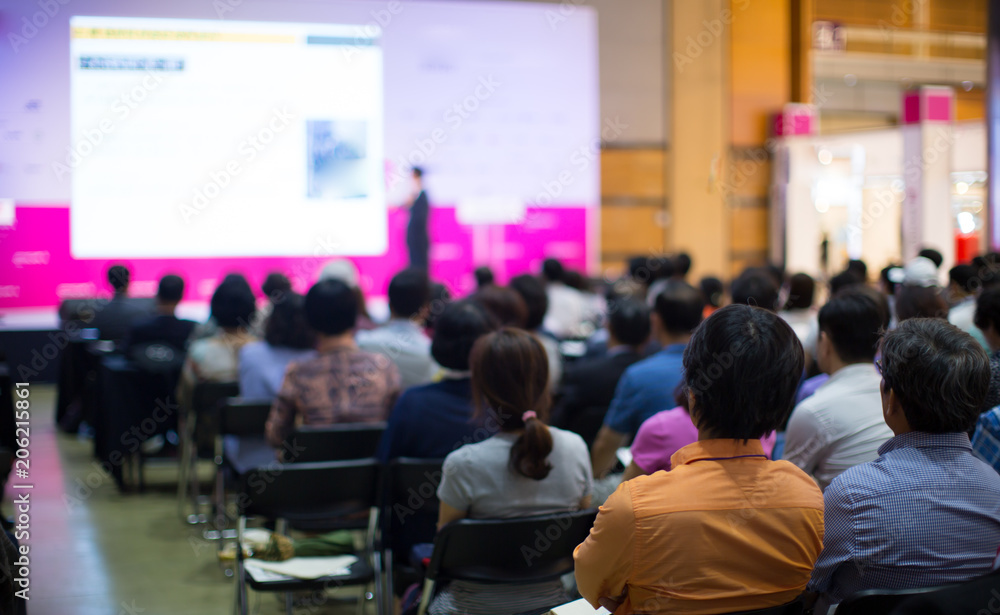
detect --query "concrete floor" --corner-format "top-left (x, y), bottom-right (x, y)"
top-left (8, 385), bottom-right (374, 615)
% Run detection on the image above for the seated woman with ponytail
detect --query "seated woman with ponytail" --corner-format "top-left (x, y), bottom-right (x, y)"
top-left (431, 328), bottom-right (593, 615)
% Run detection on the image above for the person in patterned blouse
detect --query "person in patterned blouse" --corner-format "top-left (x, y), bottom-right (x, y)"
top-left (265, 279), bottom-right (400, 448)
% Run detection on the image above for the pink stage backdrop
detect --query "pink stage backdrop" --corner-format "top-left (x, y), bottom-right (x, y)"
top-left (0, 204), bottom-right (590, 309)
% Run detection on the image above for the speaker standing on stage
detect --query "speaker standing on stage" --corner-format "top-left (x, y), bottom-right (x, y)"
top-left (406, 167), bottom-right (429, 271)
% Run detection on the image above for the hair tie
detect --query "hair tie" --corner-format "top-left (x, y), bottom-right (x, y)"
top-left (522, 410), bottom-right (537, 422)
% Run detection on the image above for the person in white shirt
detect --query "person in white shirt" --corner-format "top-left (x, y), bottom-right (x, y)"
top-left (948, 263), bottom-right (989, 349)
top-left (541, 258), bottom-right (588, 339)
top-left (357, 268), bottom-right (438, 389)
top-left (783, 286), bottom-right (894, 490)
top-left (778, 272), bottom-right (820, 361)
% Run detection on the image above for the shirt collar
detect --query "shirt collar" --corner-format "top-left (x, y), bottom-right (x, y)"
top-left (671, 438), bottom-right (768, 468)
top-left (826, 362), bottom-right (878, 385)
top-left (877, 431), bottom-right (972, 456)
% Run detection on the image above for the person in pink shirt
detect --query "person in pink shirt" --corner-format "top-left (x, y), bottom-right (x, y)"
top-left (623, 384), bottom-right (776, 479)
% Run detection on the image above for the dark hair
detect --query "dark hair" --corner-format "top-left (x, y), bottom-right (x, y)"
top-left (673, 253), bottom-right (692, 277)
top-left (880, 265), bottom-right (901, 295)
top-left (470, 328), bottom-right (552, 480)
top-left (222, 273), bottom-right (253, 293)
top-left (157, 274), bottom-right (184, 304)
top-left (509, 274), bottom-right (549, 330)
top-left (262, 272), bottom-right (292, 300)
top-left (684, 305), bottom-right (804, 439)
top-left (918, 248), bottom-right (944, 269)
top-left (895, 285), bottom-right (949, 321)
top-left (305, 279), bottom-right (357, 336)
top-left (608, 299), bottom-right (651, 346)
top-left (879, 318), bottom-right (989, 433)
top-left (785, 273), bottom-right (815, 310)
top-left (563, 270), bottom-right (590, 292)
top-left (653, 280), bottom-right (704, 334)
top-left (541, 258), bottom-right (565, 283)
top-left (431, 300), bottom-right (498, 370)
top-left (699, 276), bottom-right (724, 308)
top-left (474, 266), bottom-right (495, 289)
top-left (818, 287), bottom-right (890, 363)
top-left (424, 282), bottom-right (452, 331)
top-left (388, 268), bottom-right (430, 318)
top-left (107, 264), bottom-right (130, 293)
top-left (974, 286), bottom-right (1000, 335)
top-left (846, 259), bottom-right (868, 281)
top-left (949, 264), bottom-right (979, 294)
top-left (830, 270), bottom-right (863, 295)
top-left (472, 286), bottom-right (528, 327)
top-left (265, 293), bottom-right (316, 350)
top-left (210, 278), bottom-right (257, 329)
top-left (731, 271), bottom-right (779, 312)
top-left (412, 166), bottom-right (423, 178)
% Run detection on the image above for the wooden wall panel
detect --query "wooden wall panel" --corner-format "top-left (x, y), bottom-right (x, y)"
top-left (601, 149), bottom-right (666, 199)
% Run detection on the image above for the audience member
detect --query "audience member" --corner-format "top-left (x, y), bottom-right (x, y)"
top-left (778, 272), bottom-right (819, 358)
top-left (188, 273), bottom-right (255, 341)
top-left (575, 305), bottom-right (823, 614)
top-left (431, 328), bottom-right (592, 615)
top-left (509, 274), bottom-right (562, 387)
top-left (699, 276), bottom-right (724, 318)
top-left (256, 271), bottom-right (292, 334)
top-left (541, 258), bottom-right (588, 339)
top-left (846, 259), bottom-right (868, 282)
top-left (829, 270), bottom-right (862, 296)
top-left (125, 274), bottom-right (195, 354)
top-left (808, 318), bottom-right (1000, 612)
top-left (424, 282), bottom-right (452, 333)
top-left (784, 287), bottom-right (893, 490)
top-left (378, 300), bottom-right (497, 461)
top-left (357, 268), bottom-right (438, 389)
top-left (319, 259), bottom-right (376, 330)
top-left (918, 247), bottom-right (944, 269)
top-left (238, 293), bottom-right (316, 400)
top-left (590, 281), bottom-right (704, 478)
top-left (550, 299), bottom-right (650, 445)
top-left (895, 284), bottom-right (949, 321)
top-left (672, 252), bottom-right (692, 281)
top-left (90, 263), bottom-right (155, 344)
top-left (473, 266), bottom-right (495, 290)
top-left (472, 285), bottom-right (528, 328)
top-left (731, 270), bottom-right (779, 312)
top-left (948, 263), bottom-right (988, 348)
top-left (974, 286), bottom-right (1000, 412)
top-left (265, 280), bottom-right (400, 447)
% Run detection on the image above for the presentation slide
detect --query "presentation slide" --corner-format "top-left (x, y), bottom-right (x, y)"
top-left (69, 17), bottom-right (385, 258)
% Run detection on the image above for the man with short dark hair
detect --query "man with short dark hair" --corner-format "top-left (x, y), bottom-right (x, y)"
top-left (265, 280), bottom-right (400, 447)
top-left (89, 263), bottom-right (155, 343)
top-left (590, 281), bottom-right (703, 478)
top-left (576, 305), bottom-right (824, 614)
top-left (541, 257), bottom-right (588, 339)
top-left (550, 299), bottom-right (650, 446)
top-left (406, 167), bottom-right (430, 270)
top-left (784, 287), bottom-right (893, 490)
top-left (357, 268), bottom-right (436, 389)
top-left (731, 270), bottom-right (780, 312)
top-left (808, 318), bottom-right (1000, 612)
top-left (125, 274), bottom-right (196, 354)
top-left (509, 274), bottom-right (562, 387)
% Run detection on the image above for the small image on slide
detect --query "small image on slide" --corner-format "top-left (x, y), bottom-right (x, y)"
top-left (307, 119), bottom-right (368, 199)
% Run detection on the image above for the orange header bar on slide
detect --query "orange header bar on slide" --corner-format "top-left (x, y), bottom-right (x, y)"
top-left (70, 27), bottom-right (295, 43)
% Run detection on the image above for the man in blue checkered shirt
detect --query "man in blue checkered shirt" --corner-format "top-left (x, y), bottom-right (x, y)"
top-left (808, 318), bottom-right (1000, 613)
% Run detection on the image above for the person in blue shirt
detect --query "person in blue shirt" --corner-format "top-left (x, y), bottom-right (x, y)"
top-left (590, 280), bottom-right (704, 478)
top-left (808, 318), bottom-right (1000, 613)
top-left (377, 299), bottom-right (498, 462)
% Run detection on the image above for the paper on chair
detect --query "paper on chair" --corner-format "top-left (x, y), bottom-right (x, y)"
top-left (546, 598), bottom-right (610, 615)
top-left (245, 555), bottom-right (359, 581)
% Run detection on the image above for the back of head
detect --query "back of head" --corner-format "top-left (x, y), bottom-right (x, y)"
top-left (472, 286), bottom-right (529, 328)
top-left (107, 264), bottom-right (130, 294)
top-left (262, 272), bottom-right (292, 300)
top-left (157, 274), bottom-right (185, 304)
top-left (684, 305), bottom-right (804, 439)
top-left (829, 270), bottom-right (863, 296)
top-left (473, 266), bottom-right (495, 289)
top-left (818, 286), bottom-right (890, 363)
top-left (879, 318), bottom-right (989, 433)
top-left (431, 299), bottom-right (498, 371)
top-left (509, 274), bottom-right (549, 330)
top-left (305, 279), bottom-right (357, 336)
top-left (470, 328), bottom-right (552, 480)
top-left (563, 270), bottom-right (589, 292)
top-left (918, 248), bottom-right (944, 269)
top-left (265, 293), bottom-right (316, 350)
top-left (541, 258), bottom-right (565, 283)
top-left (895, 284), bottom-right (948, 321)
top-left (424, 282), bottom-right (452, 332)
top-left (948, 264), bottom-right (978, 295)
top-left (785, 273), bottom-right (815, 310)
top-left (699, 276), bottom-right (724, 309)
top-left (608, 298), bottom-right (651, 347)
top-left (318, 259), bottom-right (359, 289)
top-left (880, 264), bottom-right (903, 295)
top-left (673, 253), bottom-right (692, 278)
top-left (211, 278), bottom-right (257, 330)
top-left (653, 280), bottom-right (705, 335)
top-left (731, 270), bottom-right (779, 312)
top-left (388, 268), bottom-right (430, 318)
top-left (846, 259), bottom-right (868, 281)
top-left (974, 286), bottom-right (1000, 335)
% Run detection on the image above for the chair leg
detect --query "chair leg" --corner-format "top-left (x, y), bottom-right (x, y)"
top-left (373, 550), bottom-right (384, 615)
top-left (285, 592), bottom-right (293, 615)
top-left (416, 579), bottom-right (435, 615)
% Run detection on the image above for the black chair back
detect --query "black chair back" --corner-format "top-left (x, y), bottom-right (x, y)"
top-left (285, 422), bottom-right (386, 463)
top-left (385, 458), bottom-right (445, 556)
top-left (562, 407), bottom-right (607, 448)
top-left (836, 568), bottom-right (1000, 615)
top-left (238, 458), bottom-right (380, 530)
top-left (191, 381), bottom-right (240, 454)
top-left (427, 508), bottom-right (598, 584)
top-left (217, 398), bottom-right (272, 437)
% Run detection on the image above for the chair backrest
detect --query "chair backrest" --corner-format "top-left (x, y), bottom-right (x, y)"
top-left (217, 398), bottom-right (272, 437)
top-left (238, 458), bottom-right (380, 530)
top-left (563, 407), bottom-right (608, 448)
top-left (128, 342), bottom-right (186, 375)
top-left (285, 422), bottom-right (386, 463)
top-left (192, 381), bottom-right (241, 415)
top-left (385, 458), bottom-right (445, 554)
top-left (836, 567), bottom-right (1000, 615)
top-left (427, 508), bottom-right (598, 584)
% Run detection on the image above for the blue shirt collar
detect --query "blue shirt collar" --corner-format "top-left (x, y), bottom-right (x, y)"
top-left (877, 431), bottom-right (972, 456)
